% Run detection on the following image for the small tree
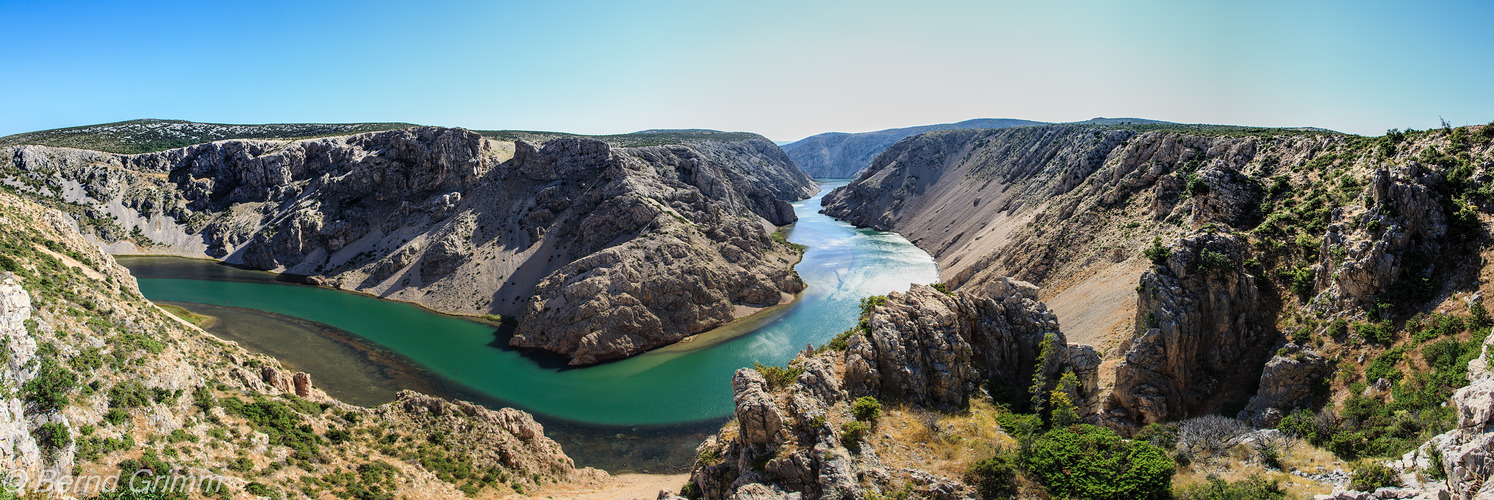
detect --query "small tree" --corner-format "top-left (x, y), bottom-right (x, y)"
top-left (964, 452), bottom-right (1018, 499)
top-left (1144, 237), bottom-right (1171, 265)
top-left (851, 396), bottom-right (882, 422)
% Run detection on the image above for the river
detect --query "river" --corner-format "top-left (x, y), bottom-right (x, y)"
top-left (118, 180), bottom-right (939, 471)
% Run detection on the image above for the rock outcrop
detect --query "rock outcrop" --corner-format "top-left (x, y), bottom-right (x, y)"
top-left (1314, 164), bottom-right (1452, 312)
top-left (0, 274), bottom-right (48, 483)
top-left (688, 281), bottom-right (1097, 499)
top-left (1107, 233), bottom-right (1279, 426)
top-left (1, 126), bottom-right (818, 363)
top-left (843, 279), bottom-right (1097, 411)
top-left (1237, 343), bottom-right (1334, 428)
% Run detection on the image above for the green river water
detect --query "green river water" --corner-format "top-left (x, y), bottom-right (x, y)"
top-left (119, 180), bottom-right (939, 470)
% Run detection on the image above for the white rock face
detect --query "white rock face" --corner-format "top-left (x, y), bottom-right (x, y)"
top-left (0, 274), bottom-right (42, 478)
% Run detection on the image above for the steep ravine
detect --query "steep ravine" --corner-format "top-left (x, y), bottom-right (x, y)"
top-left (823, 124), bottom-right (1494, 428)
top-left (1, 127), bottom-right (818, 364)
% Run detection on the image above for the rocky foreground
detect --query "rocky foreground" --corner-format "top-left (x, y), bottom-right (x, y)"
top-left (674, 279), bottom-right (1098, 499)
top-left (1, 126), bottom-right (817, 364)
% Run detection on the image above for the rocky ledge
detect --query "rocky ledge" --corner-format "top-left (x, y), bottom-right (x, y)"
top-left (683, 279), bottom-right (1098, 499)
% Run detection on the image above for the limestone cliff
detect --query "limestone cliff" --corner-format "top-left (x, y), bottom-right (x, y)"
top-left (1, 126), bottom-right (817, 363)
top-left (1106, 233), bottom-right (1279, 425)
top-left (822, 124), bottom-right (1494, 429)
top-left (0, 191), bottom-right (599, 498)
top-left (684, 280), bottom-right (1097, 499)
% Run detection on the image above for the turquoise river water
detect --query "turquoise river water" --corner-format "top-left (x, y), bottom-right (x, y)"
top-left (120, 180), bottom-right (939, 470)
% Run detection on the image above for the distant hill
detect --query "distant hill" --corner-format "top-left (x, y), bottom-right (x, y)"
top-left (781, 118), bottom-right (1045, 178)
top-left (477, 128), bottom-right (765, 148)
top-left (0, 119), bottom-right (783, 155)
top-left (0, 119), bottom-right (419, 154)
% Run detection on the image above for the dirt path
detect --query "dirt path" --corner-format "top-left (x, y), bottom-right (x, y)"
top-left (518, 473), bottom-right (689, 500)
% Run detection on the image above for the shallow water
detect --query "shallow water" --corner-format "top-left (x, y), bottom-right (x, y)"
top-left (120, 180), bottom-right (939, 470)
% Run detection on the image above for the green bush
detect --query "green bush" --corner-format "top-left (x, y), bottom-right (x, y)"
top-left (33, 422), bottom-right (70, 451)
top-left (1349, 461), bottom-right (1401, 491)
top-left (930, 282), bottom-right (954, 296)
top-left (964, 452), bottom-right (1017, 499)
top-left (1136, 423), bottom-right (1179, 452)
top-left (1198, 248), bottom-right (1232, 271)
top-left (1187, 175), bottom-right (1211, 196)
top-left (1328, 318), bottom-right (1349, 339)
top-left (1357, 322), bottom-right (1395, 345)
top-left (1174, 475), bottom-right (1285, 500)
top-left (859, 295), bottom-right (889, 314)
top-left (108, 382), bottom-right (153, 409)
top-left (752, 362), bottom-right (804, 390)
top-left (840, 421), bottom-right (871, 451)
top-left (1021, 424), bottom-right (1174, 499)
top-left (1144, 237), bottom-right (1171, 265)
top-left (22, 356), bottom-right (77, 413)
top-left (1472, 302), bottom-right (1492, 329)
top-left (851, 396), bottom-right (882, 422)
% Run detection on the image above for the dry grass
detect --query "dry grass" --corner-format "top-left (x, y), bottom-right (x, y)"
top-left (1172, 438), bottom-right (1339, 499)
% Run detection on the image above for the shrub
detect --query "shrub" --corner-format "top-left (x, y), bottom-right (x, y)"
top-left (1472, 301), bottom-right (1492, 329)
top-left (22, 356), bottom-right (77, 413)
top-left (1349, 460), bottom-right (1401, 491)
top-left (964, 452), bottom-right (1017, 499)
top-left (1357, 322), bottom-right (1395, 345)
top-left (812, 327), bottom-right (861, 355)
top-left (1177, 415), bottom-right (1250, 462)
top-left (1328, 318), bottom-right (1349, 339)
top-left (851, 397), bottom-right (882, 422)
top-left (33, 422), bottom-right (70, 451)
top-left (997, 412), bottom-right (1043, 447)
top-left (1174, 475), bottom-right (1286, 500)
top-left (859, 295), bottom-right (889, 315)
top-left (1276, 408), bottom-right (1326, 442)
top-left (1136, 423), bottom-right (1179, 452)
top-left (1187, 175), bottom-right (1211, 196)
top-left (1198, 248), bottom-right (1232, 272)
top-left (840, 421), bottom-right (871, 451)
top-left (930, 282), bottom-right (954, 296)
top-left (1144, 237), bottom-right (1171, 265)
top-left (1021, 424), bottom-right (1174, 499)
top-left (752, 362), bottom-right (803, 390)
top-left (108, 382), bottom-right (153, 409)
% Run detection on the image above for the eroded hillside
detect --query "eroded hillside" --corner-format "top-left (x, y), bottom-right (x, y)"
top-left (0, 126), bottom-right (818, 364)
top-left (0, 191), bottom-right (606, 498)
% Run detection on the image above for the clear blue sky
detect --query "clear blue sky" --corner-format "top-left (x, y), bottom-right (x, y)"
top-left (2, 0), bottom-right (1491, 141)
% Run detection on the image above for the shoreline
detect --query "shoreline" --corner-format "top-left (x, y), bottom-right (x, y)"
top-left (113, 221), bottom-right (809, 358)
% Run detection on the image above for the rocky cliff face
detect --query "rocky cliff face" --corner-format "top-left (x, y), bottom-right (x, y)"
top-left (821, 124), bottom-right (1494, 432)
top-left (1, 126), bottom-right (817, 363)
top-left (844, 279), bottom-right (1099, 412)
top-left (0, 275), bottom-right (47, 483)
top-left (685, 280), bottom-right (1097, 499)
top-left (781, 118), bottom-right (1042, 178)
top-left (1106, 233), bottom-right (1279, 426)
top-left (0, 192), bottom-right (599, 497)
